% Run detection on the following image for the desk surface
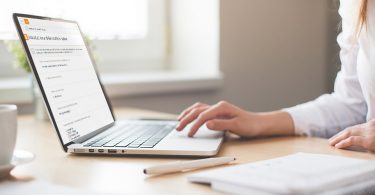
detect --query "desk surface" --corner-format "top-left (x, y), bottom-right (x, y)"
top-left (10, 108), bottom-right (375, 194)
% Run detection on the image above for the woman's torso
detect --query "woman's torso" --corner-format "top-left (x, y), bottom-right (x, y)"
top-left (357, 0), bottom-right (375, 120)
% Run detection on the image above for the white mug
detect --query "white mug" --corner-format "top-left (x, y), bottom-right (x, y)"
top-left (0, 105), bottom-right (17, 165)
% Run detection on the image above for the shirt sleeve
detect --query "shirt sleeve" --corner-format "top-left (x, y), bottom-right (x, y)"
top-left (283, 0), bottom-right (367, 138)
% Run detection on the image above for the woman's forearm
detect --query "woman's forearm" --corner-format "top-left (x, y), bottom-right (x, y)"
top-left (256, 111), bottom-right (295, 136)
top-left (177, 101), bottom-right (296, 137)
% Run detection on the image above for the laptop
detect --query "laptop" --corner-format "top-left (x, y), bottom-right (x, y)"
top-left (13, 13), bottom-right (224, 156)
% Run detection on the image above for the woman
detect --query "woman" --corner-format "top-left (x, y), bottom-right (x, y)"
top-left (176, 0), bottom-right (375, 151)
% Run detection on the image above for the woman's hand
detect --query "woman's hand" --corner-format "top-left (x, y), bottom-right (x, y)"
top-left (176, 101), bottom-right (295, 137)
top-left (329, 120), bottom-right (375, 152)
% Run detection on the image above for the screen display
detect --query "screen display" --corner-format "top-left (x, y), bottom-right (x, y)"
top-left (17, 16), bottom-right (114, 144)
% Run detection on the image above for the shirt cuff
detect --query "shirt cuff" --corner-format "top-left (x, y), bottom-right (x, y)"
top-left (282, 106), bottom-right (311, 136)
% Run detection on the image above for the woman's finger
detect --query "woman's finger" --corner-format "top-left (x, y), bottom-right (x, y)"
top-left (188, 101), bottom-right (236, 137)
top-left (176, 106), bottom-right (209, 131)
top-left (334, 136), bottom-right (368, 149)
top-left (206, 119), bottom-right (237, 131)
top-left (328, 126), bottom-right (362, 146)
top-left (177, 102), bottom-right (208, 121)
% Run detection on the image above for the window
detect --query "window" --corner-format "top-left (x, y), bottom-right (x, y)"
top-left (0, 0), bottom-right (221, 103)
top-left (0, 0), bottom-right (166, 77)
top-left (0, 0), bottom-right (148, 39)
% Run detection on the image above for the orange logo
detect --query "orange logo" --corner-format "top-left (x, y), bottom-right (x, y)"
top-left (24, 18), bottom-right (29, 25)
top-left (24, 34), bottom-right (29, 40)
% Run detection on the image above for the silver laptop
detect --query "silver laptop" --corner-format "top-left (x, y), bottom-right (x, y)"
top-left (13, 13), bottom-right (223, 156)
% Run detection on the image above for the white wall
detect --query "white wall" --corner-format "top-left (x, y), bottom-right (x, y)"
top-left (109, 0), bottom-right (338, 115)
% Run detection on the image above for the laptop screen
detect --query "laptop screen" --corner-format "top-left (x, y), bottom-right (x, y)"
top-left (15, 16), bottom-right (114, 145)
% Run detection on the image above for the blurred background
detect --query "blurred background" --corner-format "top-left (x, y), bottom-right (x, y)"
top-left (0, 0), bottom-right (341, 115)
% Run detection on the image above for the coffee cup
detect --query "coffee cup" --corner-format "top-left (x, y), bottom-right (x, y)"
top-left (0, 105), bottom-right (17, 165)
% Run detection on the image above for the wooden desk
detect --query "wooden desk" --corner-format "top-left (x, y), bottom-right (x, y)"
top-left (10, 108), bottom-right (375, 194)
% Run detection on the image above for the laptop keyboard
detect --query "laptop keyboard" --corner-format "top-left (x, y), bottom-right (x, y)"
top-left (83, 122), bottom-right (176, 148)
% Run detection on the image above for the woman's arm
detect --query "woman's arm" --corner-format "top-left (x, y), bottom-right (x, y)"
top-left (176, 101), bottom-right (294, 137)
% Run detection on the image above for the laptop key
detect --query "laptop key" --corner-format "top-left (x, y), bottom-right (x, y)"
top-left (83, 142), bottom-right (95, 147)
top-left (127, 144), bottom-right (141, 148)
top-left (93, 142), bottom-right (107, 147)
top-left (103, 142), bottom-right (119, 147)
top-left (103, 132), bottom-right (135, 147)
top-left (91, 142), bottom-right (105, 147)
top-left (116, 137), bottom-right (137, 147)
top-left (139, 145), bottom-right (154, 148)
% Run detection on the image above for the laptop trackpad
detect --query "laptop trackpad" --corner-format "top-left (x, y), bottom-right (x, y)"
top-left (155, 124), bottom-right (224, 151)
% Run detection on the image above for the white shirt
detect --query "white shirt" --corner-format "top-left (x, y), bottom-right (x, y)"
top-left (284, 0), bottom-right (375, 138)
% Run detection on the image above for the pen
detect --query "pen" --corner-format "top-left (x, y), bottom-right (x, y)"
top-left (143, 156), bottom-right (236, 175)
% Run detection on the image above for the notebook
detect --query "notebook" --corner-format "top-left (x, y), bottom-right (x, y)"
top-left (188, 153), bottom-right (375, 195)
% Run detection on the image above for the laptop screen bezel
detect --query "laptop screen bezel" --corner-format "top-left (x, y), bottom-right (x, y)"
top-left (13, 13), bottom-right (116, 152)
